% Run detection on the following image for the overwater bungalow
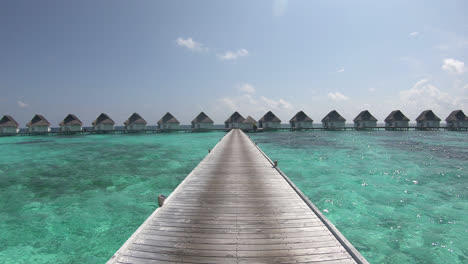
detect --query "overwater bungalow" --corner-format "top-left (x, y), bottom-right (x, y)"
top-left (321, 110), bottom-right (346, 129)
top-left (191, 112), bottom-right (214, 130)
top-left (241, 116), bottom-right (257, 131)
top-left (0, 115), bottom-right (19, 135)
top-left (416, 110), bottom-right (440, 129)
top-left (158, 112), bottom-right (180, 130)
top-left (59, 114), bottom-right (83, 132)
top-left (289, 111), bottom-right (313, 129)
top-left (92, 113), bottom-right (115, 131)
top-left (27, 114), bottom-right (51, 133)
top-left (124, 113), bottom-right (147, 130)
top-left (258, 111), bottom-right (281, 129)
top-left (445, 110), bottom-right (468, 129)
top-left (385, 110), bottom-right (409, 129)
top-left (224, 111), bottom-right (245, 129)
top-left (353, 110), bottom-right (377, 129)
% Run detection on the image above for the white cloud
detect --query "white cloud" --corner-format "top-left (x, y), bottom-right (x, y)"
top-left (368, 87), bottom-right (376, 92)
top-left (442, 58), bottom-right (465, 74)
top-left (413, 78), bottom-right (429, 87)
top-left (218, 49), bottom-right (249, 61)
top-left (362, 103), bottom-right (372, 109)
top-left (409, 32), bottom-right (419, 37)
top-left (17, 100), bottom-right (28, 108)
top-left (399, 79), bottom-right (463, 113)
top-left (243, 94), bottom-right (257, 105)
top-left (238, 83), bottom-right (255, 94)
top-left (327, 92), bottom-right (349, 102)
top-left (175, 37), bottom-right (205, 52)
top-left (336, 68), bottom-right (345, 73)
top-left (220, 97), bottom-right (237, 111)
top-left (273, 0), bottom-right (288, 17)
top-left (218, 87), bottom-right (293, 120)
top-left (260, 96), bottom-right (292, 110)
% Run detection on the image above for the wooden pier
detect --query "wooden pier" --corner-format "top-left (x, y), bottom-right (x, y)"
top-left (107, 129), bottom-right (368, 264)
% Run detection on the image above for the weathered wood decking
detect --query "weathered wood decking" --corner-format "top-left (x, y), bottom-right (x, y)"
top-left (108, 129), bottom-right (368, 264)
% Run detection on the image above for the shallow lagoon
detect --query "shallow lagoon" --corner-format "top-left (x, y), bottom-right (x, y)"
top-left (251, 130), bottom-right (467, 263)
top-left (0, 132), bottom-right (223, 263)
top-left (0, 130), bottom-right (466, 263)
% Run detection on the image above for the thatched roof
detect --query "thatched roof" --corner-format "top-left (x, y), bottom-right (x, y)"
top-left (124, 113), bottom-right (147, 125)
top-left (158, 112), bottom-right (179, 124)
top-left (445, 110), bottom-right (468, 122)
top-left (290, 111), bottom-right (313, 123)
top-left (26, 114), bottom-right (50, 127)
top-left (192, 112), bottom-right (214, 124)
top-left (416, 110), bottom-right (441, 122)
top-left (321, 110), bottom-right (346, 122)
top-left (224, 112), bottom-right (245, 124)
top-left (59, 114), bottom-right (83, 126)
top-left (259, 111), bottom-right (281, 122)
top-left (0, 115), bottom-right (19, 127)
top-left (92, 113), bottom-right (115, 125)
top-left (243, 116), bottom-right (257, 124)
top-left (353, 110), bottom-right (377, 122)
top-left (384, 110), bottom-right (409, 122)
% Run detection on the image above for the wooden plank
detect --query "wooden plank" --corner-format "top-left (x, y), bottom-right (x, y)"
top-left (143, 225), bottom-right (328, 235)
top-left (137, 234), bottom-right (336, 245)
top-left (158, 207), bottom-right (312, 214)
top-left (107, 129), bottom-right (367, 264)
top-left (140, 230), bottom-right (334, 240)
top-left (134, 238), bottom-right (340, 250)
top-left (148, 218), bottom-right (323, 226)
top-left (129, 244), bottom-right (347, 258)
top-left (154, 212), bottom-right (318, 220)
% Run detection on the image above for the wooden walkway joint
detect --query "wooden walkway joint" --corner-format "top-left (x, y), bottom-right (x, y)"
top-left (108, 129), bottom-right (368, 264)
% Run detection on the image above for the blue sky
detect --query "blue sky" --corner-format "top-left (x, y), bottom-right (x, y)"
top-left (1, 0), bottom-right (467, 126)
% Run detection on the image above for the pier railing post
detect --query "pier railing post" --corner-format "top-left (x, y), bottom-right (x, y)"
top-left (158, 194), bottom-right (167, 207)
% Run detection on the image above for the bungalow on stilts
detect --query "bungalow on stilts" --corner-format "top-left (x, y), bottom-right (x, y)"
top-left (322, 110), bottom-right (346, 130)
top-left (258, 111), bottom-right (281, 130)
top-left (124, 113), bottom-right (147, 131)
top-left (241, 116), bottom-right (257, 132)
top-left (0, 115), bottom-right (19, 135)
top-left (353, 110), bottom-right (377, 129)
top-left (59, 114), bottom-right (83, 132)
top-left (158, 112), bottom-right (180, 130)
top-left (191, 112), bottom-right (214, 131)
top-left (289, 111), bottom-right (313, 129)
top-left (445, 110), bottom-right (468, 130)
top-left (415, 110), bottom-right (440, 130)
top-left (93, 113), bottom-right (115, 131)
top-left (384, 110), bottom-right (409, 130)
top-left (224, 112), bottom-right (245, 129)
top-left (27, 114), bottom-right (51, 133)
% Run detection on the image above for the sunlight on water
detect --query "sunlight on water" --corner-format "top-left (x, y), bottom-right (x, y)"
top-left (0, 132), bottom-right (224, 264)
top-left (250, 130), bottom-right (468, 264)
top-left (1, 130), bottom-right (467, 263)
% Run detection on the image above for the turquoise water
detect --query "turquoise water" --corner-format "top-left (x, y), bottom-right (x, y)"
top-left (0, 132), bottom-right (223, 264)
top-left (251, 131), bottom-right (467, 263)
top-left (0, 131), bottom-right (467, 263)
